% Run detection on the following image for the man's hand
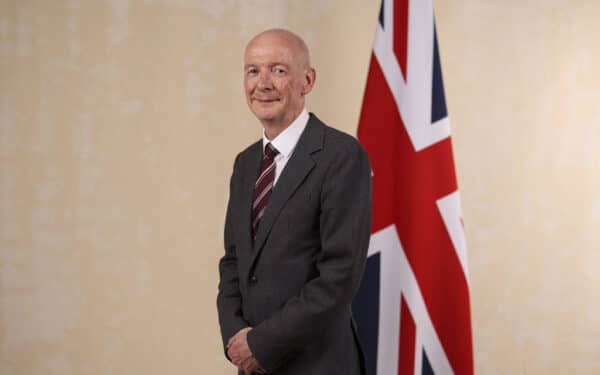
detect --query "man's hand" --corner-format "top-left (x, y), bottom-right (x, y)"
top-left (227, 327), bottom-right (266, 374)
top-left (239, 355), bottom-right (266, 374)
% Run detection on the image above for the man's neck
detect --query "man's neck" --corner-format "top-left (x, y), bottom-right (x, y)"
top-left (262, 123), bottom-right (287, 140)
top-left (261, 109), bottom-right (304, 140)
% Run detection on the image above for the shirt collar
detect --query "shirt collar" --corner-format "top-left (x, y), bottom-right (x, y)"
top-left (262, 108), bottom-right (309, 158)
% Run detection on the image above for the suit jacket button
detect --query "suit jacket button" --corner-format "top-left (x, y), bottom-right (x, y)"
top-left (250, 275), bottom-right (258, 283)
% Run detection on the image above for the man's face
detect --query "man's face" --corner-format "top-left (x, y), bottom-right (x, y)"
top-left (243, 33), bottom-right (313, 129)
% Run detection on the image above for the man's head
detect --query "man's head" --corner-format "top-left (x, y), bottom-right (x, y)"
top-left (243, 29), bottom-right (316, 136)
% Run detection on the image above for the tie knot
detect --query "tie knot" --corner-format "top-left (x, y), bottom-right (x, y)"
top-left (264, 143), bottom-right (279, 160)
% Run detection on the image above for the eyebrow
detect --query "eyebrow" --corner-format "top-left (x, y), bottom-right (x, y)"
top-left (244, 62), bottom-right (290, 69)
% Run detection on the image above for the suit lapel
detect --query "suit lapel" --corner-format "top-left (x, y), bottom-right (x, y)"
top-left (250, 114), bottom-right (325, 267)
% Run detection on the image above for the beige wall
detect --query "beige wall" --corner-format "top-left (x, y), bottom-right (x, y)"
top-left (1, 1), bottom-right (598, 374)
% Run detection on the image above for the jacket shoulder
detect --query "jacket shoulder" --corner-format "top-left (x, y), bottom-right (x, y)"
top-left (237, 140), bottom-right (262, 160)
top-left (316, 118), bottom-right (368, 158)
top-left (230, 139), bottom-right (261, 170)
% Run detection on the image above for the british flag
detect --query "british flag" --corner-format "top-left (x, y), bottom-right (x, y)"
top-left (352, 0), bottom-right (474, 374)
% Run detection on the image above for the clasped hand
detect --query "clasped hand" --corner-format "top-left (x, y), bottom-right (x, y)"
top-left (227, 327), bottom-right (266, 375)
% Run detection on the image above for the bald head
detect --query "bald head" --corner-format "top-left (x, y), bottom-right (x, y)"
top-left (245, 28), bottom-right (311, 70)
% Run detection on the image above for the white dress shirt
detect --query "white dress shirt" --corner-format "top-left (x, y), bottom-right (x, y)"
top-left (261, 108), bottom-right (309, 186)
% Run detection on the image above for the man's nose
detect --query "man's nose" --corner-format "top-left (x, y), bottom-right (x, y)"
top-left (256, 72), bottom-right (273, 90)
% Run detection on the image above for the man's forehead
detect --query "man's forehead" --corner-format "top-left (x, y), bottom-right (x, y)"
top-left (244, 44), bottom-right (297, 67)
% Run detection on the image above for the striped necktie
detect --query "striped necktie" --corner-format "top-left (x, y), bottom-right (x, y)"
top-left (252, 143), bottom-right (279, 238)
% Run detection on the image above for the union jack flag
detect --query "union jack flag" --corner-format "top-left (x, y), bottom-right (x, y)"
top-left (352, 0), bottom-right (474, 374)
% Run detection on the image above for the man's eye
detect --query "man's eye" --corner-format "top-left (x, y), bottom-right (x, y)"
top-left (273, 68), bottom-right (286, 74)
top-left (246, 69), bottom-right (258, 75)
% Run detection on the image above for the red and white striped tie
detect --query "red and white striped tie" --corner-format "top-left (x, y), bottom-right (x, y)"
top-left (252, 143), bottom-right (279, 238)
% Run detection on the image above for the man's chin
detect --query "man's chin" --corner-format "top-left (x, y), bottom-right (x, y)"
top-left (251, 108), bottom-right (280, 123)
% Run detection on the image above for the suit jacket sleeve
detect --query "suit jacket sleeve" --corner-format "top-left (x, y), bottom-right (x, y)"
top-left (247, 139), bottom-right (372, 371)
top-left (216, 154), bottom-right (249, 358)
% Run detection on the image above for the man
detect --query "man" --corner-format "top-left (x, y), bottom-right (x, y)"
top-left (217, 28), bottom-right (371, 375)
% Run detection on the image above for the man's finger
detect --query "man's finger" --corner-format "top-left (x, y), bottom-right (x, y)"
top-left (240, 356), bottom-right (256, 373)
top-left (228, 347), bottom-right (242, 367)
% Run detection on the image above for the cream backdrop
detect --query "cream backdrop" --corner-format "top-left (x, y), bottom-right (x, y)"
top-left (1, 0), bottom-right (599, 374)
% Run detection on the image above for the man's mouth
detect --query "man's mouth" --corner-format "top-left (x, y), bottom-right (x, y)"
top-left (254, 98), bottom-right (280, 103)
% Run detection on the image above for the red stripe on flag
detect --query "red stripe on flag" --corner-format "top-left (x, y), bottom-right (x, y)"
top-left (398, 295), bottom-right (416, 375)
top-left (393, 0), bottom-right (409, 80)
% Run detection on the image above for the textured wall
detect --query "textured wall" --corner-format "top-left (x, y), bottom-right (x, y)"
top-left (0, 1), bottom-right (598, 374)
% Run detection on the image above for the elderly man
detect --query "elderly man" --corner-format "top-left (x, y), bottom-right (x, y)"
top-left (217, 28), bottom-right (371, 375)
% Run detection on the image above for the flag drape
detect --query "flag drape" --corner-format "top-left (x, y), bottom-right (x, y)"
top-left (352, 1), bottom-right (474, 374)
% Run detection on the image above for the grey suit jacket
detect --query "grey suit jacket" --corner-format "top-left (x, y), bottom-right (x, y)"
top-left (217, 114), bottom-right (372, 375)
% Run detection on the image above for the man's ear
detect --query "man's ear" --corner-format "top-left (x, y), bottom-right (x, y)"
top-left (301, 68), bottom-right (316, 96)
